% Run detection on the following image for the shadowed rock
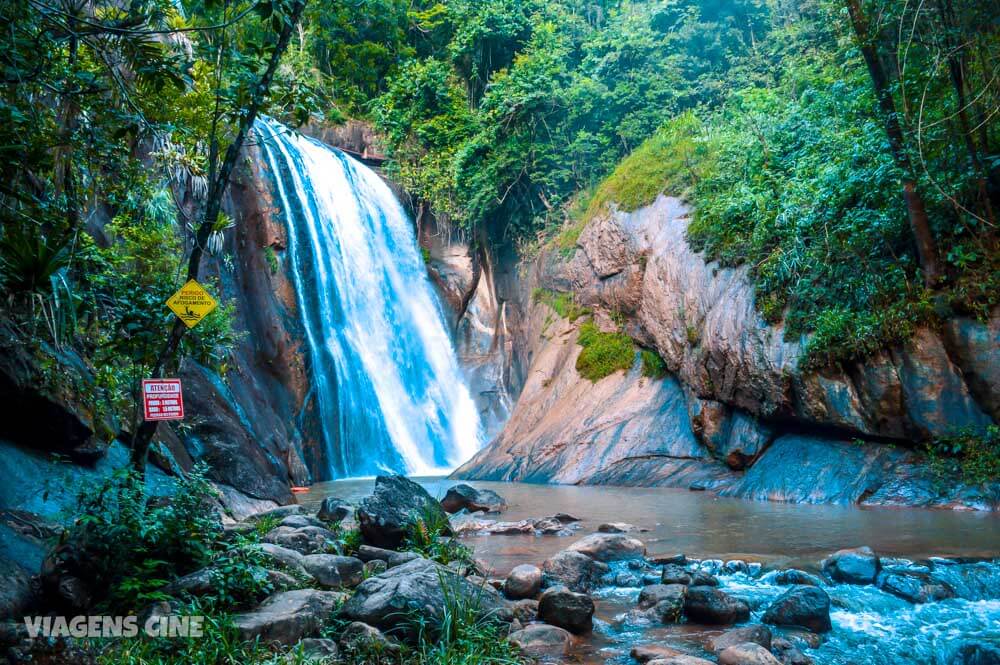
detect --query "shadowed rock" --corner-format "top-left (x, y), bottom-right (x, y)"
top-left (683, 586), bottom-right (751, 625)
top-left (718, 642), bottom-right (782, 665)
top-left (542, 550), bottom-right (609, 592)
top-left (233, 589), bottom-right (346, 644)
top-left (537, 585), bottom-right (594, 634)
top-left (710, 625), bottom-right (772, 653)
top-left (316, 496), bottom-right (352, 524)
top-left (762, 586), bottom-right (832, 633)
top-left (440, 484), bottom-right (507, 513)
top-left (508, 623), bottom-right (574, 659)
top-left (357, 475), bottom-right (449, 549)
top-left (505, 564), bottom-right (542, 600)
top-left (637, 584), bottom-right (687, 623)
top-left (822, 546), bottom-right (880, 585)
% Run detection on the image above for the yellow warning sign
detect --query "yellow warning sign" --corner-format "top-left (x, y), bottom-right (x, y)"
top-left (167, 279), bottom-right (218, 328)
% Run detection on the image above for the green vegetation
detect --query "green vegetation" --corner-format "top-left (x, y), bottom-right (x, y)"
top-left (405, 503), bottom-right (473, 567)
top-left (925, 426), bottom-right (1000, 487)
top-left (575, 320), bottom-right (635, 382)
top-left (532, 288), bottom-right (590, 322)
top-left (640, 349), bottom-right (668, 379)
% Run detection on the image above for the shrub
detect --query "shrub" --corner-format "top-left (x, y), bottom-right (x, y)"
top-left (67, 463), bottom-right (221, 612)
top-left (925, 426), bottom-right (1000, 487)
top-left (640, 349), bottom-right (668, 379)
top-left (575, 320), bottom-right (635, 381)
top-left (404, 503), bottom-right (472, 567)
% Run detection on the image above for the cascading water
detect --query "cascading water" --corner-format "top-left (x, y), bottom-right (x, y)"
top-left (255, 117), bottom-right (482, 478)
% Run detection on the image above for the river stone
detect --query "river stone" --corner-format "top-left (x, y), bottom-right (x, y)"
top-left (338, 621), bottom-right (401, 656)
top-left (357, 475), bottom-right (449, 549)
top-left (440, 484), bottom-right (507, 513)
top-left (508, 623), bottom-right (574, 659)
top-left (771, 638), bottom-right (813, 665)
top-left (505, 564), bottom-right (543, 599)
top-left (683, 586), bottom-right (751, 625)
top-left (631, 644), bottom-right (686, 663)
top-left (950, 641), bottom-right (1000, 665)
top-left (567, 533), bottom-right (646, 561)
top-left (300, 554), bottom-right (364, 589)
top-left (662, 563), bottom-right (693, 585)
top-left (762, 586), bottom-right (832, 633)
top-left (821, 546), bottom-right (880, 585)
top-left (637, 584), bottom-right (687, 623)
top-left (511, 598), bottom-right (539, 623)
top-left (297, 637), bottom-right (339, 659)
top-left (263, 525), bottom-right (339, 555)
top-left (877, 571), bottom-right (955, 604)
top-left (691, 571), bottom-right (719, 587)
top-left (339, 557), bottom-right (507, 633)
top-left (537, 585), bottom-right (594, 634)
top-left (542, 550), bottom-right (609, 592)
top-left (710, 625), bottom-right (772, 652)
top-left (598, 522), bottom-right (646, 533)
top-left (718, 642), bottom-right (782, 665)
top-left (232, 589), bottom-right (346, 644)
top-left (647, 657), bottom-right (716, 665)
top-left (316, 496), bottom-right (353, 524)
top-left (771, 569), bottom-right (825, 587)
top-left (280, 514), bottom-right (325, 529)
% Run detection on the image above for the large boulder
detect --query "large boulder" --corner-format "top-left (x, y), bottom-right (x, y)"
top-left (258, 543), bottom-right (310, 577)
top-left (683, 586), bottom-right (751, 625)
top-left (440, 484), bottom-right (507, 513)
top-left (661, 564), bottom-right (693, 585)
top-left (567, 533), bottom-right (646, 562)
top-left (337, 621), bottom-right (402, 657)
top-left (710, 625), bottom-right (773, 653)
top-left (769, 569), bottom-right (825, 587)
top-left (762, 586), bottom-right (832, 633)
top-left (637, 584), bottom-right (687, 623)
top-left (505, 564), bottom-right (543, 600)
top-left (232, 589), bottom-right (346, 644)
top-left (357, 475), bottom-right (449, 549)
top-left (821, 546), bottom-right (880, 585)
top-left (339, 557), bottom-right (507, 634)
top-left (541, 550), bottom-right (609, 592)
top-left (537, 585), bottom-right (594, 634)
top-left (508, 623), bottom-right (574, 659)
top-left (300, 554), bottom-right (364, 589)
top-left (717, 643), bottom-right (782, 665)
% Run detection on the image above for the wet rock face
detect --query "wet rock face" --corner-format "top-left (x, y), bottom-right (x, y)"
top-left (762, 586), bottom-right (832, 633)
top-left (541, 550), bottom-right (609, 593)
top-left (822, 547), bottom-right (880, 585)
top-left (537, 586), bottom-right (595, 634)
top-left (357, 475), bottom-right (449, 549)
top-left (636, 584), bottom-right (687, 623)
top-left (455, 194), bottom-right (998, 509)
top-left (683, 586), bottom-right (751, 625)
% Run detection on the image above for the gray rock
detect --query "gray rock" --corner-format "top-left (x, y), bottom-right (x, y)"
top-left (770, 569), bottom-right (825, 587)
top-left (710, 625), bottom-right (772, 652)
top-left (877, 570), bottom-right (955, 603)
top-left (300, 554), bottom-right (364, 589)
top-left (631, 644), bottom-right (687, 663)
top-left (683, 586), bottom-right (751, 625)
top-left (637, 584), bottom-right (687, 623)
top-left (771, 638), bottom-right (814, 665)
top-left (511, 598), bottom-right (538, 623)
top-left (339, 558), bottom-right (507, 634)
top-left (662, 563), bottom-right (693, 585)
top-left (718, 642), bottom-right (782, 665)
top-left (357, 475), bottom-right (449, 549)
top-left (822, 546), bottom-right (880, 584)
top-left (250, 505), bottom-right (303, 522)
top-left (567, 533), bottom-right (646, 561)
top-left (337, 621), bottom-right (401, 656)
top-left (258, 543), bottom-right (310, 577)
top-left (232, 589), bottom-right (346, 644)
top-left (647, 657), bottom-right (716, 665)
top-left (297, 637), bottom-right (339, 659)
top-left (762, 586), bottom-right (832, 633)
top-left (440, 484), bottom-right (507, 513)
top-left (542, 550), bottom-right (609, 592)
top-left (264, 525), bottom-right (339, 555)
top-left (504, 564), bottom-right (542, 600)
top-left (537, 585), bottom-right (594, 634)
top-left (508, 623), bottom-right (574, 659)
top-left (280, 514), bottom-right (326, 529)
top-left (316, 496), bottom-right (353, 524)
top-left (598, 522), bottom-right (647, 533)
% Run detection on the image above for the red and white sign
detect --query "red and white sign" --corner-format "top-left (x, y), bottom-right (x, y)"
top-left (142, 379), bottom-right (185, 421)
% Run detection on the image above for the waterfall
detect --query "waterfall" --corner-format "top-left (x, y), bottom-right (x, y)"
top-left (255, 118), bottom-right (482, 478)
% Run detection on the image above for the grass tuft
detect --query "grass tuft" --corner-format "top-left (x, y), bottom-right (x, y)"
top-left (575, 320), bottom-right (635, 381)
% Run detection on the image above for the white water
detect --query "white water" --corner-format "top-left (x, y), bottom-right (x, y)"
top-left (255, 118), bottom-right (482, 479)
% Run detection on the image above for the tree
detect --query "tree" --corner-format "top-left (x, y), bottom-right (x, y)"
top-left (844, 0), bottom-right (941, 286)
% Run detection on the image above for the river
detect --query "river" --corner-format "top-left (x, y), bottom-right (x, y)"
top-left (296, 478), bottom-right (1000, 665)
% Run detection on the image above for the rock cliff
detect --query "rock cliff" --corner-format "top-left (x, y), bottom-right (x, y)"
top-left (454, 196), bottom-right (999, 510)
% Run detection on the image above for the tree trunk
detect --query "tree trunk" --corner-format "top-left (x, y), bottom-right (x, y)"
top-left (845, 0), bottom-right (942, 286)
top-left (130, 0), bottom-right (308, 470)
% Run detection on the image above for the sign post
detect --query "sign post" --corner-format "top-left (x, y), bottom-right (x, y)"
top-left (166, 279), bottom-right (218, 328)
top-left (142, 379), bottom-right (185, 421)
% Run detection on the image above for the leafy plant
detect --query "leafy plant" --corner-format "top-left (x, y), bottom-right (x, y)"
top-left (575, 320), bottom-right (635, 382)
top-left (404, 504), bottom-right (472, 567)
top-left (640, 349), bottom-right (668, 379)
top-left (531, 288), bottom-right (589, 322)
top-left (925, 426), bottom-right (1000, 487)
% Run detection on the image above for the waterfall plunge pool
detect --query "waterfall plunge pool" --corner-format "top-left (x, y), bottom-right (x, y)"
top-left (297, 478), bottom-right (1000, 665)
